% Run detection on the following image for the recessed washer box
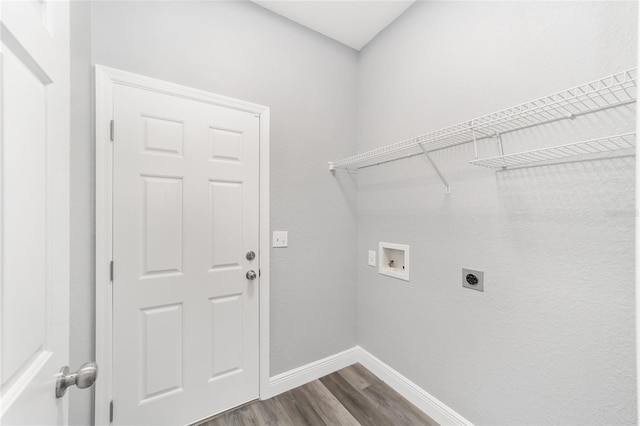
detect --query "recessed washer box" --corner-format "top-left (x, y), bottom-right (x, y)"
top-left (378, 242), bottom-right (409, 281)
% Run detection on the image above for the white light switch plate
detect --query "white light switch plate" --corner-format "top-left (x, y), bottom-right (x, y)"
top-left (368, 250), bottom-right (376, 267)
top-left (273, 231), bottom-right (288, 248)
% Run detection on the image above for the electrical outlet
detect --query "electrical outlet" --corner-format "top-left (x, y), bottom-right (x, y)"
top-left (368, 250), bottom-right (376, 267)
top-left (462, 268), bottom-right (484, 292)
top-left (273, 231), bottom-right (288, 248)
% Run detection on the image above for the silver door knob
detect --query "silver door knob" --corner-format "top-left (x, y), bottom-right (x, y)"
top-left (246, 270), bottom-right (257, 280)
top-left (56, 361), bottom-right (99, 398)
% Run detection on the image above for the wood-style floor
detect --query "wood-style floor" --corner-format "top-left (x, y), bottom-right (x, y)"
top-left (195, 363), bottom-right (438, 426)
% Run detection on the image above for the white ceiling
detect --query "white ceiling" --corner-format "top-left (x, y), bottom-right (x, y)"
top-left (251, 1), bottom-right (415, 51)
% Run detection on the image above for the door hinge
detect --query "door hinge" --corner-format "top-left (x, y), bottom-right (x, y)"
top-left (110, 120), bottom-right (115, 142)
top-left (110, 261), bottom-right (114, 282)
top-left (109, 400), bottom-right (114, 423)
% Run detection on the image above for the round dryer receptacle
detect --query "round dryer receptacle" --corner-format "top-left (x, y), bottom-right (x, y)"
top-left (466, 274), bottom-right (478, 285)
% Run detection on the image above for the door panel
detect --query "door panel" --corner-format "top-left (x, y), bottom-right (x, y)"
top-left (210, 128), bottom-right (243, 162)
top-left (210, 181), bottom-right (243, 268)
top-left (140, 304), bottom-right (183, 402)
top-left (141, 116), bottom-right (184, 157)
top-left (210, 294), bottom-right (243, 379)
top-left (1, 43), bottom-right (48, 387)
top-left (112, 84), bottom-right (260, 426)
top-left (0, 0), bottom-right (70, 424)
top-left (141, 176), bottom-right (184, 276)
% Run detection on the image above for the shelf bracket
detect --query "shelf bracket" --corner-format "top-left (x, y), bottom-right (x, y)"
top-left (419, 145), bottom-right (451, 193)
top-left (471, 126), bottom-right (479, 160)
top-left (496, 133), bottom-right (507, 170)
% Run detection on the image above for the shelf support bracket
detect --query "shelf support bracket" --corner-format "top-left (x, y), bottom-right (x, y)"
top-left (471, 126), bottom-right (479, 160)
top-left (496, 133), bottom-right (507, 169)
top-left (419, 145), bottom-right (451, 193)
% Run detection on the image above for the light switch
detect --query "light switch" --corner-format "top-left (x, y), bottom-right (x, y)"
top-left (368, 250), bottom-right (376, 267)
top-left (273, 231), bottom-right (288, 248)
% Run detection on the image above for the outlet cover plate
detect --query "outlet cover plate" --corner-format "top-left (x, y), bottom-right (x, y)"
top-left (368, 250), bottom-right (376, 267)
top-left (273, 231), bottom-right (288, 248)
top-left (462, 268), bottom-right (484, 292)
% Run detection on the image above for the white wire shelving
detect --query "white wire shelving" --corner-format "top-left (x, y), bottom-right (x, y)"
top-left (469, 132), bottom-right (636, 169)
top-left (328, 69), bottom-right (637, 190)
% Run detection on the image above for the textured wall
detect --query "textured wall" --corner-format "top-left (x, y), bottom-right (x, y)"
top-left (356, 2), bottom-right (637, 425)
top-left (70, 1), bottom-right (95, 424)
top-left (73, 2), bottom-right (637, 425)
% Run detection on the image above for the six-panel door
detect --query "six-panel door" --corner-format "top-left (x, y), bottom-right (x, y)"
top-left (1, 1), bottom-right (71, 424)
top-left (112, 85), bottom-right (260, 425)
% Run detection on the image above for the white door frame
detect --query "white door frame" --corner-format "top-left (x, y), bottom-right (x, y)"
top-left (94, 65), bottom-right (270, 425)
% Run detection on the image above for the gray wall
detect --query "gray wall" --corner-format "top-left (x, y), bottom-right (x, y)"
top-left (70, 1), bottom-right (637, 425)
top-left (71, 1), bottom-right (359, 424)
top-left (356, 2), bottom-right (637, 425)
top-left (70, 1), bottom-right (95, 424)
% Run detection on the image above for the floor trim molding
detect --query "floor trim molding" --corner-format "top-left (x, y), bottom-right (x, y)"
top-left (266, 347), bottom-right (360, 398)
top-left (266, 346), bottom-right (473, 426)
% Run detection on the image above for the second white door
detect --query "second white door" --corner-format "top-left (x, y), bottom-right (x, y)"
top-left (112, 83), bottom-right (260, 425)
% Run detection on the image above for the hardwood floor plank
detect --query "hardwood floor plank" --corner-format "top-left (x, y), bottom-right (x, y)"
top-left (206, 409), bottom-right (242, 426)
top-left (337, 363), bottom-right (381, 390)
top-left (362, 382), bottom-right (437, 426)
top-left (295, 380), bottom-right (361, 426)
top-left (206, 404), bottom-right (259, 426)
top-left (249, 397), bottom-right (294, 426)
top-left (194, 401), bottom-right (256, 426)
top-left (319, 372), bottom-right (395, 426)
top-left (275, 388), bottom-right (325, 425)
top-left (195, 410), bottom-right (229, 426)
top-left (238, 404), bottom-right (262, 426)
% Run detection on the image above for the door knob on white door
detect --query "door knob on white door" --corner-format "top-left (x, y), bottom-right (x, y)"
top-left (56, 361), bottom-right (98, 398)
top-left (246, 270), bottom-right (257, 280)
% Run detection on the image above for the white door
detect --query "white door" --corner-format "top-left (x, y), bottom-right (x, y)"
top-left (112, 83), bottom-right (260, 425)
top-left (0, 0), bottom-right (71, 425)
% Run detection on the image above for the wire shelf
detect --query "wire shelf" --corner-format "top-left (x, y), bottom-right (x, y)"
top-left (469, 132), bottom-right (636, 168)
top-left (329, 69), bottom-right (637, 170)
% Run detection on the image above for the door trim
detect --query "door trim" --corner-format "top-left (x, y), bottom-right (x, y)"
top-left (94, 65), bottom-right (270, 425)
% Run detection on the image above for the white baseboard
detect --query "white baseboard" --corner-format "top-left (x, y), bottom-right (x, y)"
top-left (266, 346), bottom-right (360, 398)
top-left (266, 345), bottom-right (472, 426)
top-left (356, 346), bottom-right (472, 426)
